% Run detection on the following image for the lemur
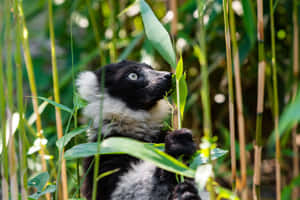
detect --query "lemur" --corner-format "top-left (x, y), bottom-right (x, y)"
top-left (76, 60), bottom-right (207, 200)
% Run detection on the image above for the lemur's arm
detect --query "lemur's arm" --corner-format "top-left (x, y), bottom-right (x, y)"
top-left (157, 129), bottom-right (202, 200)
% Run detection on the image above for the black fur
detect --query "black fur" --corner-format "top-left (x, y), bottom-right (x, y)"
top-left (79, 60), bottom-right (201, 200)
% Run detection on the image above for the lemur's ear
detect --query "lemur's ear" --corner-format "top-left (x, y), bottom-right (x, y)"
top-left (76, 71), bottom-right (99, 101)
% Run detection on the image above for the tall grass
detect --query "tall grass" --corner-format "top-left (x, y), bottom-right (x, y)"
top-left (0, 2), bottom-right (9, 198)
top-left (228, 0), bottom-right (247, 195)
top-left (269, 0), bottom-right (281, 199)
top-left (5, 0), bottom-right (19, 198)
top-left (196, 0), bottom-right (215, 199)
top-left (48, 0), bottom-right (68, 199)
top-left (254, 0), bottom-right (266, 199)
top-left (14, 0), bottom-right (28, 197)
top-left (292, 0), bottom-right (299, 199)
top-left (222, 0), bottom-right (237, 193)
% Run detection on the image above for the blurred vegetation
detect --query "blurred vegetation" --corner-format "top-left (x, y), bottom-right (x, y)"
top-left (0, 0), bottom-right (300, 199)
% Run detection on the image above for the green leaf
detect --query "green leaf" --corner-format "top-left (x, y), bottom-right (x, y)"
top-left (28, 172), bottom-right (49, 192)
top-left (56, 126), bottom-right (89, 150)
top-left (268, 89), bottom-right (300, 149)
top-left (65, 137), bottom-right (195, 178)
top-left (240, 0), bottom-right (256, 45)
top-left (215, 186), bottom-right (240, 200)
top-left (175, 55), bottom-right (183, 81)
top-left (139, 0), bottom-right (176, 68)
top-left (73, 93), bottom-right (88, 110)
top-left (36, 96), bottom-right (73, 113)
top-left (179, 73), bottom-right (188, 118)
top-left (190, 148), bottom-right (228, 170)
top-left (29, 185), bottom-right (56, 200)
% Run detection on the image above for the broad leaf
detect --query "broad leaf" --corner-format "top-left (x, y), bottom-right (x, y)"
top-left (29, 185), bottom-right (56, 200)
top-left (139, 0), bottom-right (176, 68)
top-left (28, 172), bottom-right (49, 192)
top-left (65, 137), bottom-right (195, 178)
top-left (175, 55), bottom-right (183, 81)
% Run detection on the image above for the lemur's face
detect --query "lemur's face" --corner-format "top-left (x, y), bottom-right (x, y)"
top-left (95, 60), bottom-right (173, 110)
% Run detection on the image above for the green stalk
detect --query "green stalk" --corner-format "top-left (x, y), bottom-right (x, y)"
top-left (17, 0), bottom-right (49, 182)
top-left (5, 0), bottom-right (19, 198)
top-left (14, 0), bottom-right (28, 197)
top-left (86, 0), bottom-right (106, 66)
top-left (292, 0), bottom-right (299, 199)
top-left (92, 68), bottom-right (105, 200)
top-left (0, 3), bottom-right (9, 199)
top-left (48, 0), bottom-right (69, 199)
top-left (228, 0), bottom-right (247, 194)
top-left (269, 0), bottom-right (281, 199)
top-left (223, 0), bottom-right (237, 193)
top-left (254, 0), bottom-right (266, 199)
top-left (176, 79), bottom-right (181, 129)
top-left (196, 0), bottom-right (214, 199)
top-left (108, 0), bottom-right (117, 62)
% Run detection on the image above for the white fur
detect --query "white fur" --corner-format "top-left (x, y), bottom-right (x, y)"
top-left (76, 71), bottom-right (172, 141)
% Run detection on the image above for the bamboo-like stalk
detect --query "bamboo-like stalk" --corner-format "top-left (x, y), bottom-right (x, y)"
top-left (170, 0), bottom-right (178, 36)
top-left (196, 0), bottom-right (215, 199)
top-left (253, 0), bottom-right (266, 199)
top-left (16, 2), bottom-right (50, 199)
top-left (86, 0), bottom-right (106, 66)
top-left (228, 0), bottom-right (247, 195)
top-left (269, 0), bottom-right (281, 199)
top-left (292, 0), bottom-right (299, 199)
top-left (14, 0), bottom-right (28, 197)
top-left (0, 6), bottom-right (9, 200)
top-left (5, 0), bottom-right (19, 198)
top-left (48, 0), bottom-right (68, 199)
top-left (223, 0), bottom-right (237, 193)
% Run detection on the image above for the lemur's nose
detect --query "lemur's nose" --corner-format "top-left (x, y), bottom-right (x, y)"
top-left (164, 72), bottom-right (172, 80)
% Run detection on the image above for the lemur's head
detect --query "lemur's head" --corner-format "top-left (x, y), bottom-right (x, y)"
top-left (77, 60), bottom-right (173, 138)
top-left (95, 60), bottom-right (172, 110)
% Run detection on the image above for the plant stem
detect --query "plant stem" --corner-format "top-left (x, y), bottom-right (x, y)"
top-left (17, 0), bottom-right (49, 178)
top-left (228, 0), bottom-right (247, 194)
top-left (14, 0), bottom-right (28, 197)
top-left (48, 0), bottom-right (69, 199)
top-left (0, 2), bottom-right (9, 198)
top-left (170, 0), bottom-right (178, 36)
top-left (176, 79), bottom-right (182, 129)
top-left (108, 0), bottom-right (117, 62)
top-left (269, 0), bottom-right (281, 199)
top-left (5, 0), bottom-right (19, 198)
top-left (254, 0), bottom-right (266, 199)
top-left (196, 0), bottom-right (214, 199)
top-left (292, 0), bottom-right (299, 199)
top-left (92, 69), bottom-right (105, 200)
top-left (223, 0), bottom-right (237, 193)
top-left (86, 0), bottom-right (106, 66)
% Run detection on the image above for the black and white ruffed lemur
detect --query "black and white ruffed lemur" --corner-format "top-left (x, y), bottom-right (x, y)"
top-left (76, 60), bottom-right (208, 200)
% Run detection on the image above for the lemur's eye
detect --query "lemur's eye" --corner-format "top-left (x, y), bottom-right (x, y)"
top-left (128, 73), bottom-right (138, 80)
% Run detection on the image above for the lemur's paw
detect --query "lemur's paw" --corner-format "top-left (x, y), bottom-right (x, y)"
top-left (165, 128), bottom-right (196, 159)
top-left (169, 182), bottom-right (201, 200)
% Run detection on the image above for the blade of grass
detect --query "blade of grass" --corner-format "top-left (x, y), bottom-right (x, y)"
top-left (196, 0), bottom-right (215, 199)
top-left (229, 0), bottom-right (247, 195)
top-left (223, 0), bottom-right (238, 194)
top-left (86, 0), bottom-right (105, 66)
top-left (48, 0), bottom-right (68, 199)
top-left (5, 0), bottom-right (19, 198)
top-left (292, 0), bottom-right (299, 199)
top-left (253, 0), bottom-right (266, 199)
top-left (14, 0), bottom-right (28, 197)
top-left (17, 0), bottom-right (49, 189)
top-left (0, 2), bottom-right (9, 199)
top-left (269, 0), bottom-right (281, 199)
top-left (108, 0), bottom-right (117, 62)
